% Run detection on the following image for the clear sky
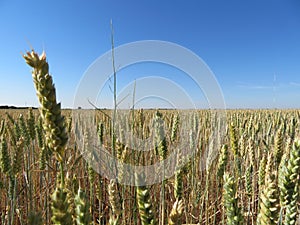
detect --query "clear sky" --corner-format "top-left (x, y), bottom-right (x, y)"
top-left (1, 0), bottom-right (300, 109)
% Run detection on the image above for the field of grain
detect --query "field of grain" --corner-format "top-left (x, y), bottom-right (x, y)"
top-left (0, 51), bottom-right (299, 225)
top-left (1, 106), bottom-right (300, 225)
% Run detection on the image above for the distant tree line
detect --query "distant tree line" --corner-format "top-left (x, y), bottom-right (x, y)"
top-left (0, 105), bottom-right (37, 109)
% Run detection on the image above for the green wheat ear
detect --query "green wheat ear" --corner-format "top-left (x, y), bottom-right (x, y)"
top-left (274, 125), bottom-right (283, 168)
top-left (257, 173), bottom-right (280, 225)
top-left (26, 108), bottom-right (36, 141)
top-left (171, 113), bottom-right (179, 143)
top-left (223, 173), bottom-right (244, 225)
top-left (5, 114), bottom-right (18, 146)
top-left (229, 123), bottom-right (241, 177)
top-left (245, 165), bottom-right (253, 196)
top-left (18, 114), bottom-right (30, 146)
top-left (174, 168), bottom-right (183, 200)
top-left (154, 110), bottom-right (167, 161)
top-left (51, 187), bottom-right (73, 225)
top-left (12, 137), bottom-right (24, 176)
top-left (135, 172), bottom-right (157, 225)
top-left (0, 136), bottom-right (11, 175)
top-left (258, 153), bottom-right (267, 187)
top-left (35, 117), bottom-right (44, 148)
top-left (75, 187), bottom-right (91, 225)
top-left (279, 139), bottom-right (300, 207)
top-left (0, 119), bottom-right (5, 136)
top-left (284, 183), bottom-right (299, 225)
top-left (23, 50), bottom-right (68, 162)
top-left (217, 144), bottom-right (229, 181)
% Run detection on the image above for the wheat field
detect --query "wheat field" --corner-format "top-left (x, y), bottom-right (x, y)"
top-left (0, 50), bottom-right (299, 225)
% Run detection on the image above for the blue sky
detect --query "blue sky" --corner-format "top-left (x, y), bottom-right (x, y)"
top-left (1, 0), bottom-right (300, 109)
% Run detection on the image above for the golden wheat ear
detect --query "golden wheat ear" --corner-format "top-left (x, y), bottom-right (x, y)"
top-left (168, 199), bottom-right (184, 225)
